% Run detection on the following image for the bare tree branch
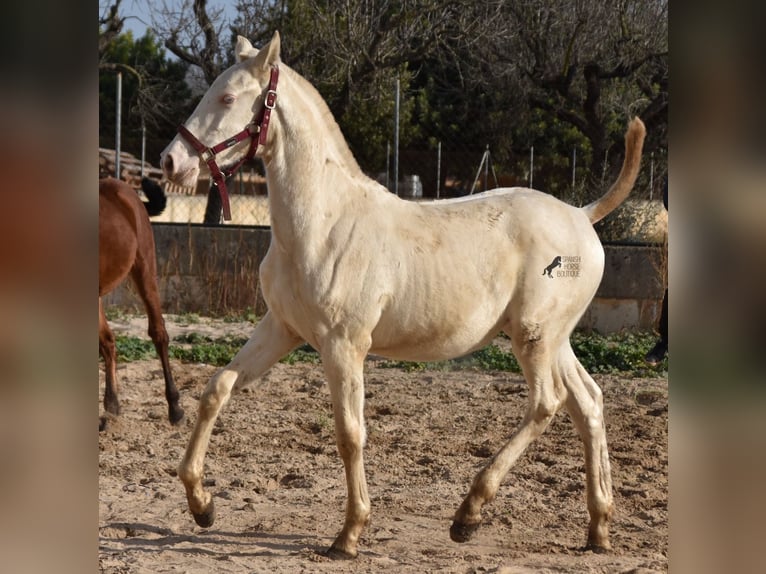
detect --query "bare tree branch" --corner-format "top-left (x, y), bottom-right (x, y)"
top-left (152, 0), bottom-right (228, 86)
top-left (99, 0), bottom-right (124, 59)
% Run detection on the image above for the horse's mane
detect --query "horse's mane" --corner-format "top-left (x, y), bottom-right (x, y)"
top-left (281, 65), bottom-right (363, 176)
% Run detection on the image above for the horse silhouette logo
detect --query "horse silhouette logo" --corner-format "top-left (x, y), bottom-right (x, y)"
top-left (542, 256), bottom-right (562, 278)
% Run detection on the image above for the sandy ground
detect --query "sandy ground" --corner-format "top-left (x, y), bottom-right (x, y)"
top-left (99, 316), bottom-right (667, 573)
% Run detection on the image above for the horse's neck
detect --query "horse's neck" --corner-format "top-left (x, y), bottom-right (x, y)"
top-left (264, 74), bottom-right (366, 254)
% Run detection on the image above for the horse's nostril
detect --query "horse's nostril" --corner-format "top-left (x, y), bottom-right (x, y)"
top-left (162, 154), bottom-right (174, 175)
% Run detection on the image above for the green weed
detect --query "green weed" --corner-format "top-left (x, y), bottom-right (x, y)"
top-left (114, 335), bottom-right (156, 362)
top-left (175, 312), bottom-right (202, 325)
top-left (170, 335), bottom-right (249, 366)
top-left (113, 329), bottom-right (666, 377)
top-left (280, 344), bottom-right (321, 365)
top-left (222, 308), bottom-right (259, 323)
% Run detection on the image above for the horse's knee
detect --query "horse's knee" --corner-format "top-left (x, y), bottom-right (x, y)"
top-left (198, 371), bottom-right (237, 417)
top-left (334, 422), bottom-right (366, 459)
top-left (335, 433), bottom-right (363, 461)
top-left (198, 387), bottom-right (223, 418)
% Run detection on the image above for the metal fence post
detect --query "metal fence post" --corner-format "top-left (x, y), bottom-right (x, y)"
top-left (115, 72), bottom-right (122, 179)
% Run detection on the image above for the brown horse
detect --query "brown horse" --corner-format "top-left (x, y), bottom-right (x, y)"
top-left (99, 177), bottom-right (184, 431)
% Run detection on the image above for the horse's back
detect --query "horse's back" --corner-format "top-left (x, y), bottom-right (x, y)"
top-left (99, 178), bottom-right (147, 296)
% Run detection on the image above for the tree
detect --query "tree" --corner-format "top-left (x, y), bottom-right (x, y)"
top-left (99, 24), bottom-right (193, 170)
top-left (149, 0), bottom-right (233, 85)
top-left (468, 0), bottom-right (668, 197)
top-left (111, 0), bottom-right (667, 201)
top-left (99, 0), bottom-right (125, 57)
top-left (234, 1), bottom-right (505, 173)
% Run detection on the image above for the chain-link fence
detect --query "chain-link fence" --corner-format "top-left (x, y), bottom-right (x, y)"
top-left (101, 129), bottom-right (666, 228)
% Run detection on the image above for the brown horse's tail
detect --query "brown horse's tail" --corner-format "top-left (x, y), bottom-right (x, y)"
top-left (582, 117), bottom-right (646, 224)
top-left (141, 177), bottom-right (167, 217)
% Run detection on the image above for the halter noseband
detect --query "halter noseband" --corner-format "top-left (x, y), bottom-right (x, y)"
top-left (177, 65), bottom-right (280, 221)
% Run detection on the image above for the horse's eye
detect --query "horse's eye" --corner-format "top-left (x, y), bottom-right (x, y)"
top-left (222, 94), bottom-right (236, 105)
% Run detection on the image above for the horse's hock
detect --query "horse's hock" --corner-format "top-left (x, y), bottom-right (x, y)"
top-left (103, 223), bottom-right (666, 333)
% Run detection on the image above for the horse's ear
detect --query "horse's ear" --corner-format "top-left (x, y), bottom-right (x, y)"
top-left (236, 36), bottom-right (258, 62)
top-left (251, 30), bottom-right (281, 70)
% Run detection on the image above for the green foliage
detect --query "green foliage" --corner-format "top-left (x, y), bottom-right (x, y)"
top-left (222, 309), bottom-right (259, 323)
top-left (114, 336), bottom-right (156, 362)
top-left (470, 345), bottom-right (521, 372)
top-left (377, 332), bottom-right (664, 377)
top-left (99, 30), bottom-right (194, 164)
top-left (169, 335), bottom-right (249, 367)
top-left (175, 313), bottom-right (202, 325)
top-left (570, 331), bottom-right (665, 376)
top-left (99, 2), bottom-right (666, 194)
top-left (280, 344), bottom-right (321, 365)
top-left (104, 307), bottom-right (129, 322)
top-left (173, 332), bottom-right (212, 345)
top-left (378, 345), bottom-right (520, 373)
top-left (114, 330), bottom-right (664, 377)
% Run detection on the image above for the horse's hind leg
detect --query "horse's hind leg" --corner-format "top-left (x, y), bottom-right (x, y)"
top-left (451, 321), bottom-right (567, 542)
top-left (178, 311), bottom-right (302, 528)
top-left (559, 343), bottom-right (613, 551)
top-left (99, 298), bottom-right (119, 430)
top-left (130, 259), bottom-right (184, 425)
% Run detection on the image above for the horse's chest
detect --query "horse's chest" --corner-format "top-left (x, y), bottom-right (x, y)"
top-left (259, 253), bottom-right (341, 336)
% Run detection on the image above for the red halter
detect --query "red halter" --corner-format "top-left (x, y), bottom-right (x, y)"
top-left (177, 65), bottom-right (280, 221)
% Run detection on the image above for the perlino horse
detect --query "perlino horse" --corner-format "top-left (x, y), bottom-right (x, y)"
top-left (161, 31), bottom-right (645, 559)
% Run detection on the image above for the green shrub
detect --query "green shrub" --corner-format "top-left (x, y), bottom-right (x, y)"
top-left (113, 329), bottom-right (666, 377)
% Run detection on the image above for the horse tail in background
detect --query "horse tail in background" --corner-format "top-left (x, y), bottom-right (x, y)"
top-left (140, 177), bottom-right (167, 217)
top-left (581, 117), bottom-right (646, 225)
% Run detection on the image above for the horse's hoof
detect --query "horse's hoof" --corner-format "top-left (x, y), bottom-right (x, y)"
top-left (192, 501), bottom-right (216, 528)
top-left (450, 520), bottom-right (480, 543)
top-left (169, 407), bottom-right (185, 426)
top-left (584, 542), bottom-right (611, 554)
top-left (323, 545), bottom-right (357, 560)
top-left (99, 417), bottom-right (108, 432)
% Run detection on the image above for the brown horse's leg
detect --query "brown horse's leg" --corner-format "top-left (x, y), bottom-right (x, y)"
top-left (130, 260), bottom-right (184, 425)
top-left (99, 298), bottom-right (120, 429)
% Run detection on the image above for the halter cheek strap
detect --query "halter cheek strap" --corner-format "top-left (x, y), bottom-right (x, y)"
top-left (177, 65), bottom-right (280, 221)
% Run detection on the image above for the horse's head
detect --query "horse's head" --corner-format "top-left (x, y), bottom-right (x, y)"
top-left (161, 32), bottom-right (282, 188)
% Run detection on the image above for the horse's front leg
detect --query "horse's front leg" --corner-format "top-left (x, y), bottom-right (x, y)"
top-left (322, 338), bottom-right (370, 559)
top-left (131, 262), bottom-right (185, 426)
top-left (178, 311), bottom-right (301, 527)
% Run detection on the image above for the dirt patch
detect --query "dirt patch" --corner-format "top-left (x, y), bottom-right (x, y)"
top-left (99, 317), bottom-right (667, 573)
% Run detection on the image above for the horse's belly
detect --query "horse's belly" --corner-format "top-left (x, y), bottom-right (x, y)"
top-left (369, 303), bottom-right (507, 362)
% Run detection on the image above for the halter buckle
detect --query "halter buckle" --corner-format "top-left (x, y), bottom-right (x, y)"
top-left (264, 90), bottom-right (278, 110)
top-left (200, 148), bottom-right (215, 163)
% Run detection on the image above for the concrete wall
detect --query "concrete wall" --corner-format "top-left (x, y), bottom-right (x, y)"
top-left (104, 224), bottom-right (272, 316)
top-left (584, 244), bottom-right (666, 333)
top-left (104, 224), bottom-right (666, 334)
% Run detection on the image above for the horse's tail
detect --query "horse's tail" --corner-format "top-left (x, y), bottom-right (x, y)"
top-left (581, 117), bottom-right (646, 224)
top-left (141, 177), bottom-right (167, 217)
